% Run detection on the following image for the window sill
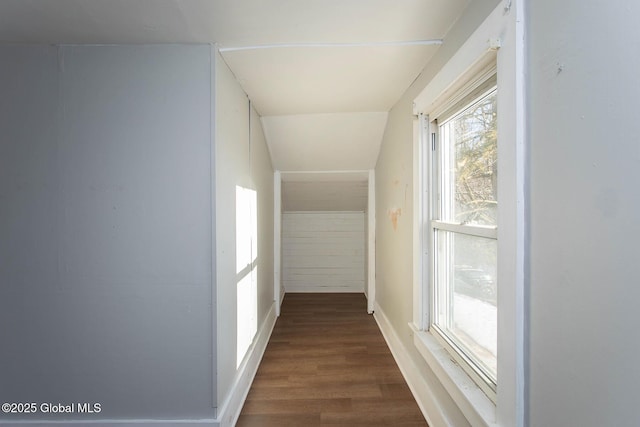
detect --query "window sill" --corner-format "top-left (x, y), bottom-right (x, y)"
top-left (410, 323), bottom-right (497, 427)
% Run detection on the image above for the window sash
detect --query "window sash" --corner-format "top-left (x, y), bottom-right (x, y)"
top-left (431, 220), bottom-right (497, 239)
top-left (429, 76), bottom-right (499, 401)
top-left (431, 320), bottom-right (498, 396)
top-left (434, 72), bottom-right (497, 125)
top-left (431, 227), bottom-right (498, 392)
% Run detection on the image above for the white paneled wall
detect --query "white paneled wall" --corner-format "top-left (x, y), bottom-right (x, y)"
top-left (283, 212), bottom-right (365, 293)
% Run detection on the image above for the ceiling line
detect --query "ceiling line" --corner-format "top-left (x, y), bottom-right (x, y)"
top-left (219, 39), bottom-right (443, 53)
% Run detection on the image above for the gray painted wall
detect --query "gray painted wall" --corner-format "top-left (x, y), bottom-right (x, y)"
top-left (529, 1), bottom-right (640, 425)
top-left (0, 45), bottom-right (216, 421)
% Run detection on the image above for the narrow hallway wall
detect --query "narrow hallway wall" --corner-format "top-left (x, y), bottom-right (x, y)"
top-left (282, 212), bottom-right (365, 293)
top-left (214, 50), bottom-right (274, 412)
top-left (0, 45), bottom-right (216, 421)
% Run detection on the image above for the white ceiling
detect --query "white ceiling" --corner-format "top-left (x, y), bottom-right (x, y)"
top-left (262, 113), bottom-right (388, 171)
top-left (0, 0), bottom-right (467, 46)
top-left (0, 0), bottom-right (469, 210)
top-left (224, 45), bottom-right (440, 116)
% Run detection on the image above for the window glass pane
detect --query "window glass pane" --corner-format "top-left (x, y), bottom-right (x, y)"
top-left (440, 89), bottom-right (497, 226)
top-left (434, 230), bottom-right (497, 381)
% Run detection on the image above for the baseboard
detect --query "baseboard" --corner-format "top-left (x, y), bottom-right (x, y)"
top-left (214, 302), bottom-right (277, 427)
top-left (3, 303), bottom-right (278, 427)
top-left (0, 420), bottom-right (217, 426)
top-left (373, 302), bottom-right (451, 427)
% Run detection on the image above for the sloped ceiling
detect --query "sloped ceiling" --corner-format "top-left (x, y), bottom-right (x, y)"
top-left (223, 45), bottom-right (440, 116)
top-left (0, 0), bottom-right (470, 210)
top-left (262, 113), bottom-right (388, 171)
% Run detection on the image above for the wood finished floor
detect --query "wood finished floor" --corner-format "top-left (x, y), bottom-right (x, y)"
top-left (236, 293), bottom-right (428, 427)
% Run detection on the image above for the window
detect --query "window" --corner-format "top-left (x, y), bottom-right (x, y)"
top-left (411, 3), bottom-right (524, 426)
top-left (430, 77), bottom-right (498, 399)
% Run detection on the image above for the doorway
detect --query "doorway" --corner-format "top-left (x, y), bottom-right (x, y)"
top-left (274, 171), bottom-right (376, 314)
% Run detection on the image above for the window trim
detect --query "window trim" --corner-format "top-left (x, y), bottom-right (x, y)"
top-left (411, 2), bottom-right (525, 426)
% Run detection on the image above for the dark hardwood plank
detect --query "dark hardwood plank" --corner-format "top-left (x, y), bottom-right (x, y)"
top-left (236, 293), bottom-right (428, 426)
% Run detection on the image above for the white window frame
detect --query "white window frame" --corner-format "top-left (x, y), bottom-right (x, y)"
top-left (430, 76), bottom-right (498, 402)
top-left (411, 2), bottom-right (525, 426)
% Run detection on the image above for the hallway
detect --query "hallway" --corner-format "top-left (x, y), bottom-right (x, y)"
top-left (236, 293), bottom-right (428, 426)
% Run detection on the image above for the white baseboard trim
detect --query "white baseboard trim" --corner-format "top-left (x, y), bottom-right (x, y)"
top-left (4, 303), bottom-right (278, 427)
top-left (373, 302), bottom-right (451, 427)
top-left (214, 302), bottom-right (277, 427)
top-left (0, 420), bottom-right (217, 426)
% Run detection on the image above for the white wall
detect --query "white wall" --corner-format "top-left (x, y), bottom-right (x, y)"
top-left (214, 50), bottom-right (274, 410)
top-left (364, 206), bottom-right (369, 298)
top-left (282, 212), bottom-right (364, 293)
top-left (373, 0), bottom-right (501, 425)
top-left (528, 1), bottom-right (640, 425)
top-left (0, 45), bottom-right (216, 421)
top-left (252, 106), bottom-right (276, 328)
